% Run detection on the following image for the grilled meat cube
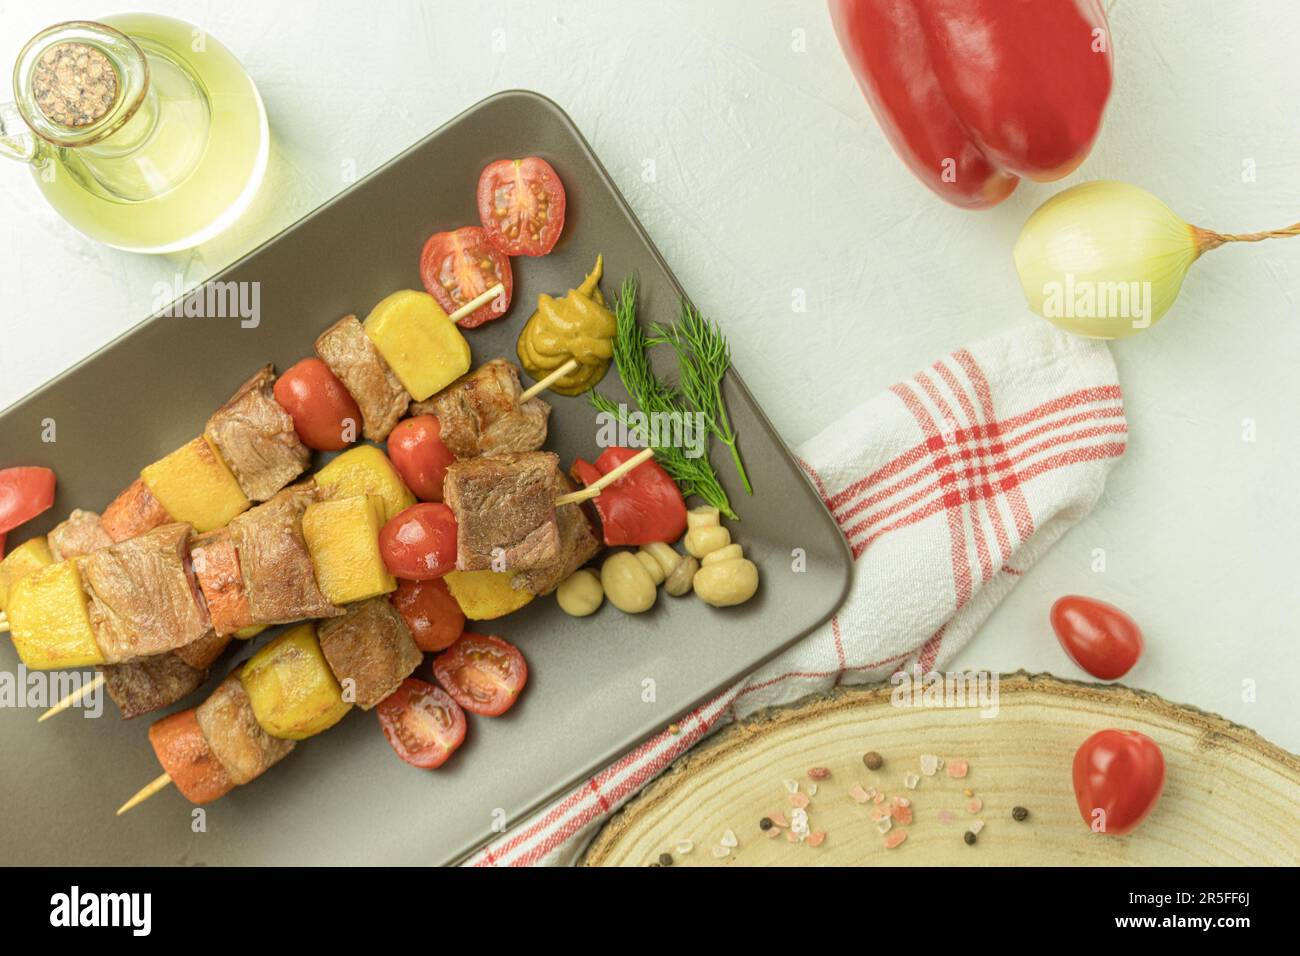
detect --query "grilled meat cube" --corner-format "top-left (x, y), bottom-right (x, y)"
top-left (512, 472), bottom-right (602, 596)
top-left (80, 523), bottom-right (211, 663)
top-left (100, 478), bottom-right (172, 542)
top-left (410, 359), bottom-right (551, 459)
top-left (317, 598), bottom-right (422, 710)
top-left (196, 673), bottom-right (295, 784)
top-left (443, 452), bottom-right (561, 572)
top-left (190, 528), bottom-right (254, 637)
top-left (315, 314), bottom-right (409, 441)
top-left (228, 482), bottom-right (341, 625)
top-left (47, 509), bottom-right (113, 560)
top-left (204, 364), bottom-right (310, 502)
top-left (100, 653), bottom-right (209, 720)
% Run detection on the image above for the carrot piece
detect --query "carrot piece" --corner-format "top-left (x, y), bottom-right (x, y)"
top-left (101, 478), bottom-right (172, 542)
top-left (190, 529), bottom-right (253, 636)
top-left (147, 708), bottom-right (233, 804)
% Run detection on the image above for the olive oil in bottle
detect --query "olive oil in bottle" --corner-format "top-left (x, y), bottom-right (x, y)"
top-left (0, 14), bottom-right (268, 253)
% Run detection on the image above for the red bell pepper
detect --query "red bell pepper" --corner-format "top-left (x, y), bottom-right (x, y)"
top-left (0, 466), bottom-right (56, 535)
top-left (571, 447), bottom-right (687, 547)
top-left (829, 0), bottom-right (1113, 209)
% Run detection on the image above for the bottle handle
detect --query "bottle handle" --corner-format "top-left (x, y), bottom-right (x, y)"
top-left (0, 101), bottom-right (37, 163)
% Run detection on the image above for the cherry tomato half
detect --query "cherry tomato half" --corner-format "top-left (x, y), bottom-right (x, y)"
top-left (1050, 595), bottom-right (1144, 681)
top-left (390, 577), bottom-right (465, 653)
top-left (0, 467), bottom-right (56, 535)
top-left (476, 157), bottom-right (567, 257)
top-left (376, 678), bottom-right (467, 769)
top-left (1072, 729), bottom-right (1165, 836)
top-left (388, 415), bottom-right (456, 502)
top-left (273, 358), bottom-right (363, 452)
top-left (419, 226), bottom-right (513, 328)
top-left (379, 503), bottom-right (457, 580)
top-left (432, 632), bottom-right (528, 717)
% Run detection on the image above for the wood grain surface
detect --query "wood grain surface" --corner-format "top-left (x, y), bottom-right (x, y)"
top-left (583, 673), bottom-right (1300, 866)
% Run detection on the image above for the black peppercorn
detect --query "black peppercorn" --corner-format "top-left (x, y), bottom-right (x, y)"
top-left (863, 751), bottom-right (884, 770)
top-left (658, 852), bottom-right (673, 867)
top-left (759, 817), bottom-right (773, 831)
top-left (963, 831), bottom-right (977, 845)
top-left (1012, 806), bottom-right (1030, 822)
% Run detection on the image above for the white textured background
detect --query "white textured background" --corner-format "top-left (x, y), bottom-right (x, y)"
top-left (1, 1), bottom-right (1297, 751)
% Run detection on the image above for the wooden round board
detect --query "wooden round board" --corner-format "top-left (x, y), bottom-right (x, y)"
top-left (582, 673), bottom-right (1300, 866)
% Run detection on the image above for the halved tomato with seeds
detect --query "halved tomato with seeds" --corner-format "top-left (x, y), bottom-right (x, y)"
top-left (432, 632), bottom-right (528, 717)
top-left (376, 678), bottom-right (467, 769)
top-left (419, 226), bottom-right (513, 328)
top-left (476, 157), bottom-right (566, 257)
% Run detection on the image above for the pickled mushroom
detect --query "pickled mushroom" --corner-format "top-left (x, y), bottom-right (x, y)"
top-left (516, 255), bottom-right (616, 396)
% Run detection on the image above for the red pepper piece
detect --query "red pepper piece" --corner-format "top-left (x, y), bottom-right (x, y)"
top-left (571, 447), bottom-right (687, 547)
top-left (829, 0), bottom-right (1113, 209)
top-left (0, 466), bottom-right (56, 535)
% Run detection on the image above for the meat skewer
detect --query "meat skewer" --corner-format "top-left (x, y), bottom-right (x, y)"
top-left (116, 597), bottom-right (428, 814)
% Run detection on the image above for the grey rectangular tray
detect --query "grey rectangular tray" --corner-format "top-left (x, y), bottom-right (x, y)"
top-left (0, 90), bottom-right (851, 866)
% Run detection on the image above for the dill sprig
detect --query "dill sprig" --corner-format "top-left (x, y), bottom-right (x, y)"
top-left (650, 302), bottom-right (753, 496)
top-left (589, 277), bottom-right (738, 519)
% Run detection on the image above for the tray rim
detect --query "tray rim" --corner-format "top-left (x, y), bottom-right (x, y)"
top-left (0, 88), bottom-right (855, 866)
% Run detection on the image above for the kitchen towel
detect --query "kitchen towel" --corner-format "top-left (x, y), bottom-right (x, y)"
top-left (467, 322), bottom-right (1127, 866)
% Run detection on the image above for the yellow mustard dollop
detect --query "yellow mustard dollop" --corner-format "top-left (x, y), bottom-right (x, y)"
top-left (516, 255), bottom-right (616, 396)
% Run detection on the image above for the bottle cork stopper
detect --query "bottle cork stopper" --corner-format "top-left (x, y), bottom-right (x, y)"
top-left (31, 42), bottom-right (119, 128)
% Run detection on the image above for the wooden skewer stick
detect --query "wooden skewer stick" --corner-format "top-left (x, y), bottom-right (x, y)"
top-left (520, 358), bottom-right (580, 403)
top-left (116, 772), bottom-right (173, 816)
top-left (448, 282), bottom-right (505, 324)
top-left (39, 672), bottom-right (105, 722)
top-left (555, 447), bottom-right (656, 506)
top-left (0, 614), bottom-right (8, 635)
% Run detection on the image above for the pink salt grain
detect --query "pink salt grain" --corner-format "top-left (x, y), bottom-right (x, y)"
top-left (884, 831), bottom-right (908, 849)
top-left (789, 792), bottom-right (811, 810)
top-left (807, 767), bottom-right (831, 780)
top-left (967, 797), bottom-right (983, 814)
top-left (849, 785), bottom-right (871, 804)
top-left (893, 804), bottom-right (914, 825)
top-left (947, 760), bottom-right (969, 779)
top-left (808, 830), bottom-right (827, 848)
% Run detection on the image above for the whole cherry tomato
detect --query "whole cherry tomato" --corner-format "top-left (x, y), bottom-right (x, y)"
top-left (432, 632), bottom-right (528, 717)
top-left (1072, 729), bottom-right (1165, 836)
top-left (390, 577), bottom-right (465, 653)
top-left (476, 157), bottom-right (567, 256)
top-left (273, 358), bottom-right (363, 451)
top-left (1050, 595), bottom-right (1144, 680)
top-left (0, 467), bottom-right (56, 535)
top-left (379, 503), bottom-right (457, 580)
top-left (388, 415), bottom-right (455, 502)
top-left (376, 678), bottom-right (467, 769)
